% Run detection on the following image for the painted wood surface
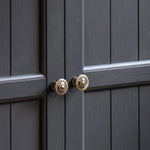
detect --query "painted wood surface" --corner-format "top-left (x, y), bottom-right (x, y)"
top-left (65, 0), bottom-right (150, 150)
top-left (0, 0), bottom-right (10, 77)
top-left (11, 0), bottom-right (39, 75)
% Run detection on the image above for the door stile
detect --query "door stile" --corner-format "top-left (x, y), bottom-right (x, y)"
top-left (47, 0), bottom-right (65, 150)
top-left (65, 0), bottom-right (83, 150)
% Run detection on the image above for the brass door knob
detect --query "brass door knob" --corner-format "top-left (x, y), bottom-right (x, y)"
top-left (72, 74), bottom-right (89, 91)
top-left (51, 79), bottom-right (68, 95)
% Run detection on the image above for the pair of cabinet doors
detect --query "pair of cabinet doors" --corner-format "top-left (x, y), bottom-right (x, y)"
top-left (0, 0), bottom-right (150, 150)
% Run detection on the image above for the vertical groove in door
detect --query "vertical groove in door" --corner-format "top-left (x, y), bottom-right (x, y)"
top-left (137, 0), bottom-right (140, 61)
top-left (39, 0), bottom-right (47, 149)
top-left (9, 103), bottom-right (12, 150)
top-left (138, 86), bottom-right (140, 150)
top-left (64, 0), bottom-right (66, 148)
top-left (110, 1), bottom-right (112, 149)
top-left (10, 0), bottom-right (11, 76)
top-left (137, 0), bottom-right (140, 149)
top-left (82, 0), bottom-right (85, 68)
top-left (110, 0), bottom-right (112, 64)
top-left (110, 90), bottom-right (112, 150)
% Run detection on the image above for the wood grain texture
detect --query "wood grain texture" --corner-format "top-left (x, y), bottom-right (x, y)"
top-left (111, 0), bottom-right (138, 63)
top-left (11, 100), bottom-right (40, 150)
top-left (84, 91), bottom-right (110, 150)
top-left (84, 0), bottom-right (110, 66)
top-left (0, 104), bottom-right (10, 150)
top-left (112, 88), bottom-right (138, 150)
top-left (11, 0), bottom-right (39, 75)
top-left (47, 0), bottom-right (64, 150)
top-left (139, 0), bottom-right (150, 59)
top-left (140, 86), bottom-right (150, 150)
top-left (0, 0), bottom-right (10, 76)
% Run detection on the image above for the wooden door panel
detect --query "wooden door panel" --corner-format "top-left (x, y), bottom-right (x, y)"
top-left (65, 0), bottom-right (150, 150)
top-left (139, 0), bottom-right (150, 59)
top-left (0, 74), bottom-right (46, 101)
top-left (11, 0), bottom-right (39, 75)
top-left (11, 100), bottom-right (40, 150)
top-left (140, 86), bottom-right (150, 150)
top-left (84, 91), bottom-right (110, 150)
top-left (47, 0), bottom-right (65, 150)
top-left (0, 0), bottom-right (47, 150)
top-left (84, 60), bottom-right (150, 90)
top-left (0, 0), bottom-right (10, 77)
top-left (111, 0), bottom-right (138, 63)
top-left (0, 0), bottom-right (46, 101)
top-left (0, 100), bottom-right (40, 150)
top-left (112, 88), bottom-right (138, 150)
top-left (0, 104), bottom-right (10, 150)
top-left (84, 0), bottom-right (110, 66)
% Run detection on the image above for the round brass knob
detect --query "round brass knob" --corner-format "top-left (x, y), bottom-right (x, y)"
top-left (72, 74), bottom-right (89, 91)
top-left (51, 79), bottom-right (68, 95)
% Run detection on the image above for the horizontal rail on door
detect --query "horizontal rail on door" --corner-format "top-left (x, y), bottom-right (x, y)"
top-left (0, 74), bottom-right (46, 101)
top-left (83, 60), bottom-right (150, 91)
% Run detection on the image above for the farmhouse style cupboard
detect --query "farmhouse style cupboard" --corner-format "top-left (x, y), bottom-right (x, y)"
top-left (0, 0), bottom-right (150, 150)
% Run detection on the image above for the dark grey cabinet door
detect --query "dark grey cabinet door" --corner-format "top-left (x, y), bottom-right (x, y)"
top-left (0, 0), bottom-right (47, 150)
top-left (65, 0), bottom-right (150, 150)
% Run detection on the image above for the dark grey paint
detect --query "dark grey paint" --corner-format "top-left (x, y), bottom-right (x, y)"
top-left (0, 74), bottom-right (46, 101)
top-left (84, 0), bottom-right (110, 65)
top-left (111, 0), bottom-right (138, 63)
top-left (85, 91), bottom-right (110, 150)
top-left (0, 0), bottom-right (10, 76)
top-left (47, 0), bottom-right (65, 149)
top-left (65, 0), bottom-right (150, 150)
top-left (0, 0), bottom-right (46, 149)
top-left (112, 88), bottom-right (138, 150)
top-left (0, 104), bottom-right (10, 150)
top-left (65, 0), bottom-right (83, 149)
top-left (0, 0), bottom-right (150, 150)
top-left (84, 61), bottom-right (150, 90)
top-left (11, 0), bottom-right (39, 75)
top-left (140, 86), bottom-right (150, 150)
top-left (140, 0), bottom-right (150, 59)
top-left (11, 100), bottom-right (40, 150)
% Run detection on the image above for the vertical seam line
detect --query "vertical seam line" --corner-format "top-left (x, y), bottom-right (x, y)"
top-left (110, 0), bottom-right (112, 64)
top-left (138, 0), bottom-right (140, 61)
top-left (110, 90), bottom-right (112, 150)
top-left (64, 0), bottom-right (66, 150)
top-left (10, 104), bottom-right (12, 150)
top-left (10, 0), bottom-right (12, 76)
top-left (138, 86), bottom-right (140, 150)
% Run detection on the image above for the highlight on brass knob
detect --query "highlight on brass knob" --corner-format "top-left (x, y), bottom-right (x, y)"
top-left (51, 79), bottom-right (68, 95)
top-left (72, 74), bottom-right (89, 91)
